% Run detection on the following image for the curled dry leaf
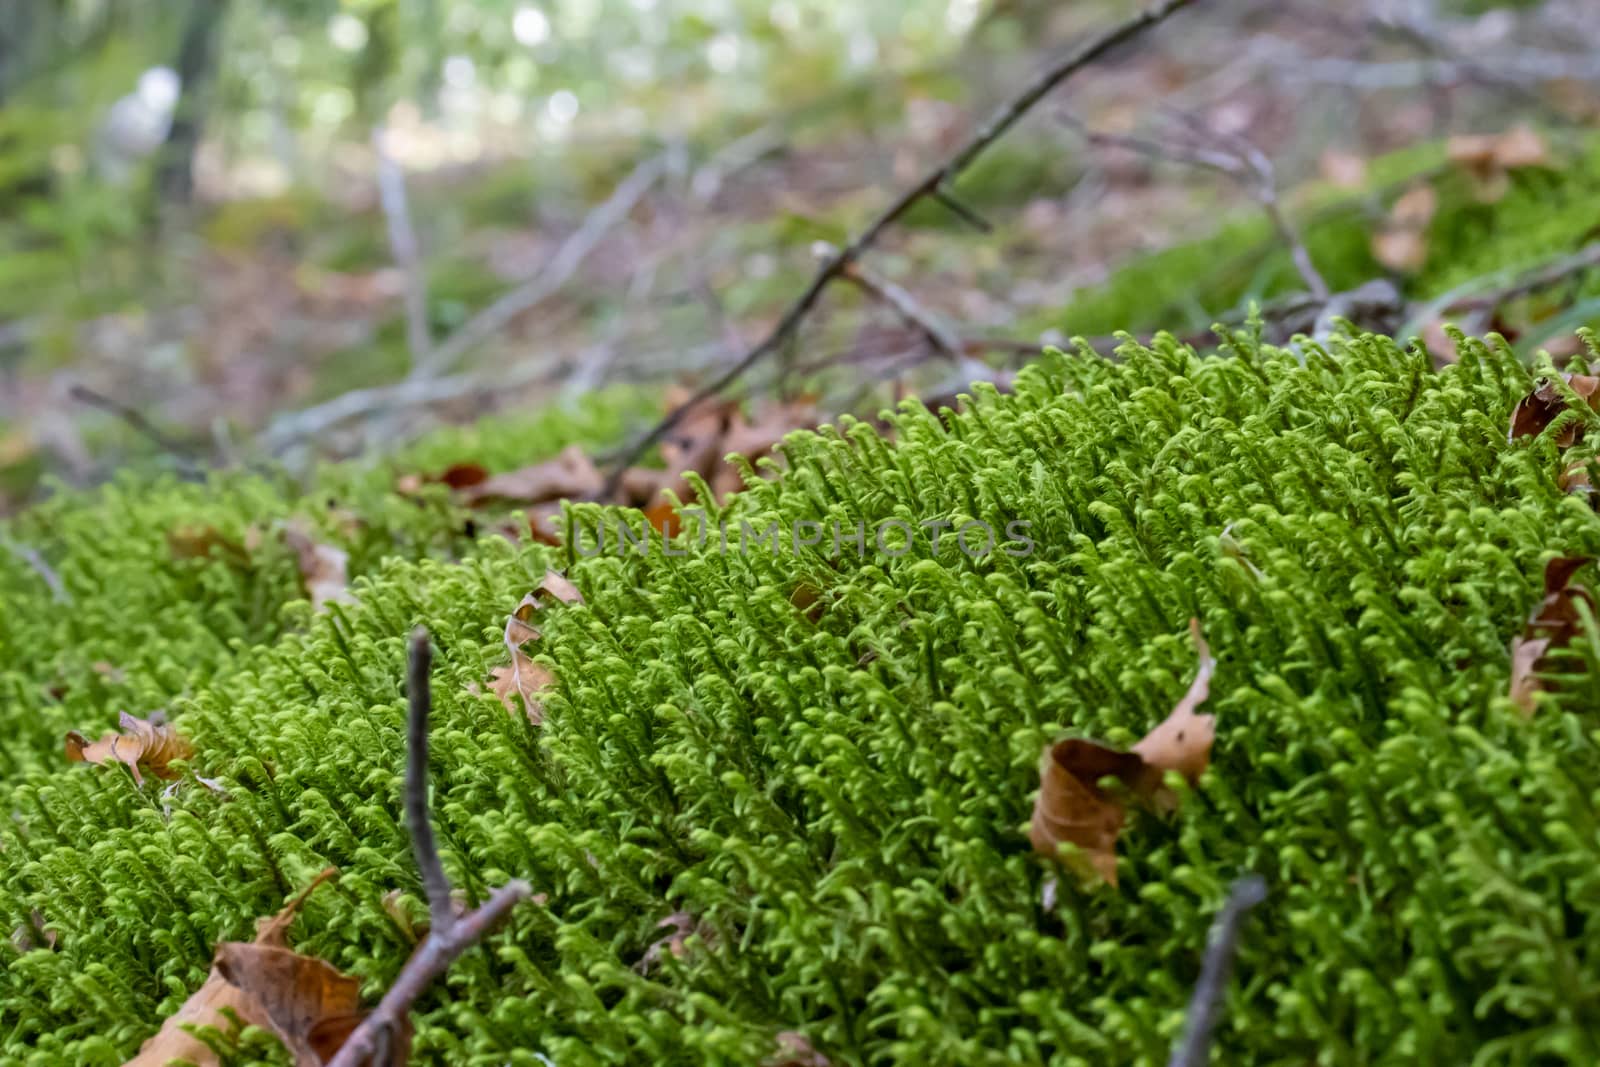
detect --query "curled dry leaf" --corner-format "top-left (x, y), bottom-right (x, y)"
top-left (126, 868), bottom-right (402, 1067)
top-left (1448, 125), bottom-right (1551, 202)
top-left (1509, 374), bottom-right (1600, 446)
top-left (1371, 184), bottom-right (1438, 273)
top-left (283, 521), bottom-right (352, 612)
top-left (1509, 557), bottom-right (1595, 716)
top-left (395, 462), bottom-right (489, 496)
top-left (481, 572), bottom-right (583, 724)
top-left (66, 710), bottom-right (193, 786)
top-left (1029, 619), bottom-right (1216, 886)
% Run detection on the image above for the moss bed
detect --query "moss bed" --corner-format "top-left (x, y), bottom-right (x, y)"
top-left (5, 328), bottom-right (1600, 1065)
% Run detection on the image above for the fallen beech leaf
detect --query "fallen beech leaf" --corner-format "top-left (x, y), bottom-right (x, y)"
top-left (1130, 618), bottom-right (1217, 810)
top-left (1509, 557), bottom-right (1595, 715)
top-left (168, 524), bottom-right (260, 564)
top-left (125, 868), bottom-right (397, 1067)
top-left (283, 523), bottom-right (351, 612)
top-left (711, 401), bottom-right (816, 501)
top-left (460, 445), bottom-right (602, 507)
top-left (1318, 148), bottom-right (1367, 189)
top-left (532, 569), bottom-right (584, 607)
top-left (1449, 125), bottom-right (1550, 202)
top-left (1029, 619), bottom-right (1216, 885)
top-left (490, 653), bottom-right (555, 724)
top-left (481, 574), bottom-right (581, 724)
top-left (397, 462), bottom-right (490, 496)
top-left (1509, 374), bottom-right (1600, 446)
top-left (66, 710), bottom-right (192, 786)
top-left (1371, 184), bottom-right (1437, 273)
top-left (643, 498), bottom-right (681, 537)
top-left (213, 943), bottom-right (364, 1067)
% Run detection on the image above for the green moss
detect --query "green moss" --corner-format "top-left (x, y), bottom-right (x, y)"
top-left (1031, 134), bottom-right (1600, 343)
top-left (6, 329), bottom-right (1600, 1064)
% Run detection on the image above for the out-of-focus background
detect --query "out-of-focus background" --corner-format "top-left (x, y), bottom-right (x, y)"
top-left (1, 0), bottom-right (1597, 508)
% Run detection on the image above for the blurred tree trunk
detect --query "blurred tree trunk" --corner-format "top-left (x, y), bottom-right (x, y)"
top-left (0, 0), bottom-right (46, 106)
top-left (156, 0), bottom-right (229, 205)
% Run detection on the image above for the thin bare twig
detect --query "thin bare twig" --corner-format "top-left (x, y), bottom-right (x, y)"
top-left (373, 126), bottom-right (434, 371)
top-left (1401, 240), bottom-right (1600, 341)
top-left (601, 0), bottom-right (1200, 499)
top-left (820, 242), bottom-right (964, 359)
top-left (66, 384), bottom-right (206, 470)
top-left (1066, 110), bottom-right (1328, 300)
top-left (326, 627), bottom-right (533, 1067)
top-left (1166, 874), bottom-right (1268, 1067)
top-left (412, 151), bottom-right (671, 381)
top-left (0, 537), bottom-right (69, 603)
top-left (404, 629), bottom-right (454, 936)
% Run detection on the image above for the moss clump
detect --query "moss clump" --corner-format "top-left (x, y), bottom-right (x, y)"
top-left (5, 329), bottom-right (1600, 1064)
top-left (1035, 134), bottom-right (1600, 341)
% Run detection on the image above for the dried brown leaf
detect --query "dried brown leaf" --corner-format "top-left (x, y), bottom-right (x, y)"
top-left (1509, 557), bottom-right (1595, 716)
top-left (460, 445), bottom-right (602, 507)
top-left (124, 869), bottom-right (395, 1067)
top-left (1509, 374), bottom-right (1600, 446)
top-left (1449, 125), bottom-right (1550, 201)
top-left (397, 462), bottom-right (490, 496)
top-left (66, 710), bottom-right (193, 786)
top-left (1318, 149), bottom-right (1368, 189)
top-left (283, 522), bottom-right (351, 612)
top-left (1029, 620), bottom-right (1216, 885)
top-left (1371, 184), bottom-right (1437, 272)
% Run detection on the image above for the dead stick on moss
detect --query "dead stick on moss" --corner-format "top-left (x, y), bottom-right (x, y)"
top-left (326, 628), bottom-right (533, 1067)
top-left (1167, 874), bottom-right (1268, 1067)
top-left (600, 0), bottom-right (1199, 499)
top-left (0, 537), bottom-right (69, 604)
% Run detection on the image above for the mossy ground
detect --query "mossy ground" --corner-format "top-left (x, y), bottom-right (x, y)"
top-left (5, 324), bottom-right (1600, 1065)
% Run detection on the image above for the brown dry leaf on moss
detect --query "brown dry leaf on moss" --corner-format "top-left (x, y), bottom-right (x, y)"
top-left (66, 710), bottom-right (193, 786)
top-left (283, 522), bottom-right (351, 612)
top-left (460, 444), bottom-right (603, 508)
top-left (1371, 184), bottom-right (1438, 273)
top-left (480, 572), bottom-right (582, 724)
top-left (126, 868), bottom-right (399, 1067)
top-left (1029, 619), bottom-right (1216, 885)
top-left (1509, 557), bottom-right (1595, 716)
top-left (1318, 148), bottom-right (1367, 189)
top-left (167, 524), bottom-right (262, 564)
top-left (1448, 125), bottom-right (1551, 202)
top-left (396, 462), bottom-right (489, 496)
top-left (1509, 374), bottom-right (1600, 446)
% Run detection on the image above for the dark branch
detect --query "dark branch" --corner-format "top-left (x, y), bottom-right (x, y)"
top-left (599, 0), bottom-right (1199, 498)
top-left (66, 384), bottom-right (206, 470)
top-left (828, 245), bottom-right (963, 359)
top-left (325, 627), bottom-right (534, 1067)
top-left (1167, 874), bottom-right (1268, 1067)
top-left (404, 628), bottom-right (454, 936)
